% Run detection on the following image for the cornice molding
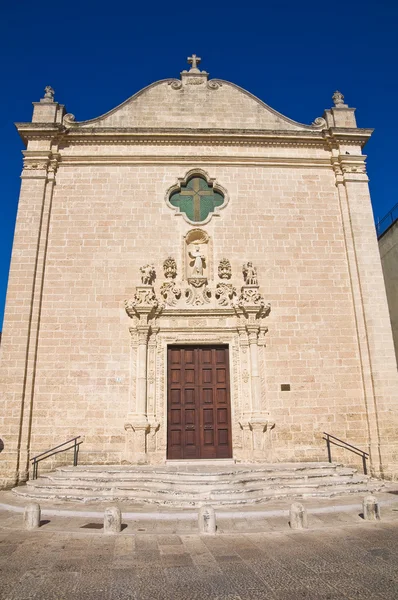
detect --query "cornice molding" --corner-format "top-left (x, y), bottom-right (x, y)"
top-left (58, 155), bottom-right (332, 168)
top-left (15, 123), bottom-right (373, 151)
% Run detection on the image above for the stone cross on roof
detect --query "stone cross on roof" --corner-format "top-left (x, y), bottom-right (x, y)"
top-left (187, 54), bottom-right (201, 71)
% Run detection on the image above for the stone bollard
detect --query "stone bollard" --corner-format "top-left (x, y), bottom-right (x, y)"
top-left (198, 505), bottom-right (216, 534)
top-left (23, 503), bottom-right (41, 530)
top-left (363, 495), bottom-right (381, 521)
top-left (104, 506), bottom-right (122, 534)
top-left (289, 502), bottom-right (308, 530)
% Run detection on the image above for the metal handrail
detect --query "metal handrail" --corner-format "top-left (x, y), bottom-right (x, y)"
top-left (323, 432), bottom-right (369, 475)
top-left (376, 202), bottom-right (398, 237)
top-left (30, 436), bottom-right (82, 480)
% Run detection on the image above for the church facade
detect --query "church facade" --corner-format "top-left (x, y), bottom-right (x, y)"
top-left (1, 57), bottom-right (398, 488)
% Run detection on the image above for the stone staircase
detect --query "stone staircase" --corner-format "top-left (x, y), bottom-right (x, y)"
top-left (12, 462), bottom-right (384, 507)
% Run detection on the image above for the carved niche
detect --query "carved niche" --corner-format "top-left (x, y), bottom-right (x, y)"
top-left (183, 229), bottom-right (212, 306)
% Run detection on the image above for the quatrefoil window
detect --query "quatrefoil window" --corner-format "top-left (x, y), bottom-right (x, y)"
top-left (168, 173), bottom-right (225, 224)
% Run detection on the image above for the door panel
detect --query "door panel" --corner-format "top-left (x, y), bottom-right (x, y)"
top-left (167, 345), bottom-right (232, 459)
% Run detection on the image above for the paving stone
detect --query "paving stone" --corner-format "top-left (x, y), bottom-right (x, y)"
top-left (1, 517), bottom-right (398, 600)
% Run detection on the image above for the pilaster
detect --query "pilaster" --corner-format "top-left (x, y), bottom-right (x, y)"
top-left (0, 149), bottom-right (59, 486)
top-left (334, 151), bottom-right (398, 478)
top-left (124, 277), bottom-right (162, 463)
top-left (235, 277), bottom-right (273, 460)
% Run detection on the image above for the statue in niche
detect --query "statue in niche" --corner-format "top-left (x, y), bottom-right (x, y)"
top-left (242, 262), bottom-right (258, 285)
top-left (189, 245), bottom-right (206, 277)
top-left (140, 264), bottom-right (156, 285)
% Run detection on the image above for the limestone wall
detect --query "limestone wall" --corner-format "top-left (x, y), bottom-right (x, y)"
top-left (1, 76), bottom-right (397, 487)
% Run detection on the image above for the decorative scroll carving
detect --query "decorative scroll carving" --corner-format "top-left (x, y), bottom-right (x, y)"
top-left (126, 288), bottom-right (158, 313)
top-left (185, 277), bottom-right (211, 306)
top-left (140, 264), bottom-right (156, 285)
top-left (63, 113), bottom-right (76, 126)
top-left (242, 262), bottom-right (258, 285)
top-left (312, 117), bottom-right (327, 128)
top-left (23, 162), bottom-right (48, 170)
top-left (238, 287), bottom-right (264, 307)
top-left (218, 258), bottom-right (232, 280)
top-left (215, 283), bottom-right (236, 307)
top-left (48, 159), bottom-right (58, 174)
top-left (163, 257), bottom-right (177, 279)
top-left (207, 80), bottom-right (222, 90)
top-left (168, 80), bottom-right (182, 90)
top-left (341, 164), bottom-right (367, 174)
top-left (160, 281), bottom-right (181, 306)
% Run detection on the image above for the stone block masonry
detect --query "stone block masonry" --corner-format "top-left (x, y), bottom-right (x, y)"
top-left (0, 58), bottom-right (397, 487)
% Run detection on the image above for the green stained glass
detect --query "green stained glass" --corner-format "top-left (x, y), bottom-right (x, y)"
top-left (169, 176), bottom-right (224, 222)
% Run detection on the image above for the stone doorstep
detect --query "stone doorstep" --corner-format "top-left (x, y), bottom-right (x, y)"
top-left (164, 459), bottom-right (236, 465)
top-left (43, 466), bottom-right (358, 482)
top-left (47, 469), bottom-right (349, 483)
top-left (23, 478), bottom-right (372, 493)
top-left (31, 472), bottom-right (369, 489)
top-left (12, 483), bottom-right (379, 505)
top-left (12, 462), bottom-right (383, 507)
top-left (56, 461), bottom-right (342, 472)
top-left (24, 475), bottom-right (371, 492)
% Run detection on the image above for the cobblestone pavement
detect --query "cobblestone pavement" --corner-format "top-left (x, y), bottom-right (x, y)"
top-left (1, 516), bottom-right (398, 599)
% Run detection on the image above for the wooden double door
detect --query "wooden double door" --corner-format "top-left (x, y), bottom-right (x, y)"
top-left (167, 345), bottom-right (232, 460)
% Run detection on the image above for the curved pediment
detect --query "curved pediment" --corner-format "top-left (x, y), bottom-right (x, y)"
top-left (65, 77), bottom-right (325, 132)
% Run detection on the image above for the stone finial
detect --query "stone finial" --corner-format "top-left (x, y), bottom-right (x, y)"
top-left (362, 495), bottom-right (381, 521)
top-left (140, 264), bottom-right (156, 286)
top-left (104, 506), bottom-right (122, 534)
top-left (24, 503), bottom-right (41, 530)
top-left (332, 90), bottom-right (345, 107)
top-left (163, 257), bottom-right (177, 279)
top-left (43, 86), bottom-right (55, 102)
top-left (198, 505), bottom-right (216, 534)
top-left (289, 502), bottom-right (308, 529)
top-left (242, 262), bottom-right (258, 285)
top-left (218, 258), bottom-right (232, 280)
top-left (187, 54), bottom-right (201, 72)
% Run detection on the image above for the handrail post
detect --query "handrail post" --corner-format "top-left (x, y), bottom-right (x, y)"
top-left (29, 435), bottom-right (82, 481)
top-left (326, 434), bottom-right (332, 463)
top-left (362, 453), bottom-right (367, 475)
top-left (73, 438), bottom-right (79, 467)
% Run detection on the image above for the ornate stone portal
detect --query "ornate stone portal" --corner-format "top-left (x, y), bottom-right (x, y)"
top-left (124, 230), bottom-right (273, 464)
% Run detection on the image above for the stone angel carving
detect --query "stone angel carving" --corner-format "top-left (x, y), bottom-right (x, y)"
top-left (140, 264), bottom-right (156, 285)
top-left (242, 262), bottom-right (258, 285)
top-left (44, 86), bottom-right (54, 100)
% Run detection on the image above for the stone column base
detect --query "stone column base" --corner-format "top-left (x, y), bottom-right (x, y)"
top-left (239, 415), bottom-right (274, 461)
top-left (124, 420), bottom-right (150, 464)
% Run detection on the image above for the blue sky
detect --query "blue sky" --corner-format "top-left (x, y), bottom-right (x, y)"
top-left (1, 0), bottom-right (397, 327)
